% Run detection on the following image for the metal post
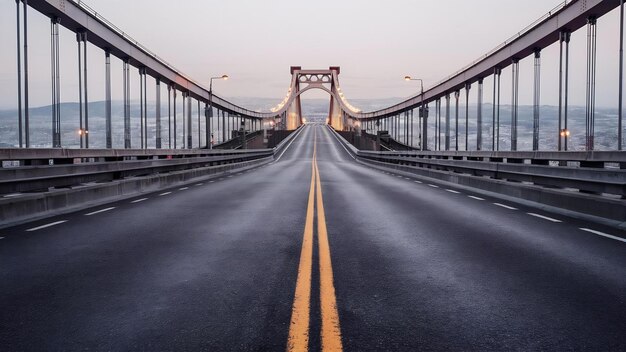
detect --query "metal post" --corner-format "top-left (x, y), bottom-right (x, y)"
top-left (491, 74), bottom-right (495, 151)
top-left (438, 98), bottom-right (442, 150)
top-left (533, 50), bottom-right (541, 151)
top-left (156, 79), bottom-right (161, 149)
top-left (16, 0), bottom-right (23, 148)
top-left (511, 59), bottom-right (520, 151)
top-left (105, 51), bottom-right (112, 148)
top-left (464, 83), bottom-right (470, 151)
top-left (197, 99), bottom-right (201, 148)
top-left (77, 33), bottom-right (84, 148)
top-left (173, 88), bottom-right (177, 149)
top-left (454, 90), bottom-right (460, 151)
top-left (167, 85), bottom-right (171, 149)
top-left (123, 60), bottom-right (130, 148)
top-left (51, 17), bottom-right (61, 148)
top-left (445, 94), bottom-right (450, 151)
top-left (477, 79), bottom-right (483, 150)
top-left (558, 33), bottom-right (564, 151)
top-left (616, 0), bottom-right (624, 150)
top-left (139, 68), bottom-right (144, 149)
top-left (143, 70), bottom-right (147, 148)
top-left (222, 110), bottom-right (226, 142)
top-left (496, 68), bottom-right (501, 151)
top-left (586, 17), bottom-right (597, 151)
top-left (421, 99), bottom-right (427, 151)
top-left (23, 0), bottom-right (30, 148)
top-left (83, 32), bottom-right (89, 149)
top-left (564, 32), bottom-right (571, 151)
top-left (205, 103), bottom-right (211, 149)
top-left (187, 93), bottom-right (193, 149)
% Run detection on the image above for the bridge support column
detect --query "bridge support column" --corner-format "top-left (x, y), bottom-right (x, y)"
top-left (16, 0), bottom-right (23, 147)
top-left (445, 94), bottom-right (450, 151)
top-left (477, 79), bottom-right (483, 151)
top-left (156, 79), bottom-right (161, 149)
top-left (139, 68), bottom-right (147, 149)
top-left (586, 16), bottom-right (597, 151)
top-left (173, 88), bottom-right (177, 149)
top-left (77, 33), bottom-right (84, 148)
top-left (493, 68), bottom-right (501, 151)
top-left (437, 98), bottom-right (442, 150)
top-left (221, 110), bottom-right (226, 142)
top-left (123, 60), bottom-right (130, 148)
top-left (105, 51), bottom-right (112, 148)
top-left (197, 100), bottom-right (201, 148)
top-left (77, 32), bottom-right (89, 148)
top-left (464, 83), bottom-right (470, 151)
top-left (51, 17), bottom-right (61, 148)
top-left (533, 50), bottom-right (541, 151)
top-left (616, 0), bottom-right (624, 150)
top-left (511, 59), bottom-right (520, 151)
top-left (434, 100), bottom-right (439, 150)
top-left (187, 93), bottom-right (192, 149)
top-left (454, 90), bottom-right (460, 151)
top-left (558, 31), bottom-right (570, 151)
top-left (19, 0), bottom-right (31, 147)
top-left (168, 85), bottom-right (172, 149)
top-left (205, 103), bottom-right (211, 149)
top-left (182, 92), bottom-right (186, 148)
top-left (421, 103), bottom-right (428, 151)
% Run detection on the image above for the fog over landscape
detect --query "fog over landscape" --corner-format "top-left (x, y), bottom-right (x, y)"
top-left (0, 99), bottom-right (620, 151)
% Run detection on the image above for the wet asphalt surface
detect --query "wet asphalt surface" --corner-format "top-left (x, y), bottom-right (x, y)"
top-left (1, 124), bottom-right (625, 351)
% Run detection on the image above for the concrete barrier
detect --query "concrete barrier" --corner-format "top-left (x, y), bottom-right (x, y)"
top-left (0, 156), bottom-right (272, 229)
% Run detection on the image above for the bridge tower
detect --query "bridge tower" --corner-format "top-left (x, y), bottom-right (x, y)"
top-left (275, 66), bottom-right (349, 130)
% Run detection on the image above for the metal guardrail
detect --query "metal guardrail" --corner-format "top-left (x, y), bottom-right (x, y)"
top-left (0, 148), bottom-right (274, 194)
top-left (357, 150), bottom-right (626, 197)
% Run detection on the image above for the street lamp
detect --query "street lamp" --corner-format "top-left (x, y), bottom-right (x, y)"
top-left (405, 76), bottom-right (426, 150)
top-left (560, 128), bottom-right (570, 151)
top-left (206, 75), bottom-right (228, 148)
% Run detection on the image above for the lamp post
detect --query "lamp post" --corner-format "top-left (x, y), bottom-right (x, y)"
top-left (405, 76), bottom-right (425, 150)
top-left (560, 128), bottom-right (570, 150)
top-left (207, 74), bottom-right (228, 149)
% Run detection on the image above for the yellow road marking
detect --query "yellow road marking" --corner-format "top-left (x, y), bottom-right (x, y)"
top-left (287, 126), bottom-right (342, 352)
top-left (287, 127), bottom-right (317, 351)
top-left (315, 154), bottom-right (343, 351)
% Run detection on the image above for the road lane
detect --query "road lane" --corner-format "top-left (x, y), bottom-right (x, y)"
top-left (1, 123), bottom-right (625, 351)
top-left (0, 126), bottom-right (315, 350)
top-left (315, 124), bottom-right (626, 350)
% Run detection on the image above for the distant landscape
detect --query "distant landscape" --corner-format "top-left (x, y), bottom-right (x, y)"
top-left (0, 98), bottom-right (621, 151)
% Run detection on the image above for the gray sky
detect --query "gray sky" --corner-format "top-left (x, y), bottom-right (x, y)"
top-left (0, 0), bottom-right (623, 110)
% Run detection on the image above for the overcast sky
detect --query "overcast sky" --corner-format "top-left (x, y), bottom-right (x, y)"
top-left (0, 0), bottom-right (623, 110)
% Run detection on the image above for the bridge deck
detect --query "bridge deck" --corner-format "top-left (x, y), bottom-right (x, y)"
top-left (1, 124), bottom-right (625, 350)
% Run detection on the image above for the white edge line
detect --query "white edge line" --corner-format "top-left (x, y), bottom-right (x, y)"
top-left (414, 180), bottom-right (423, 184)
top-left (85, 207), bottom-right (116, 216)
top-left (326, 125), bottom-right (356, 160)
top-left (580, 228), bottom-right (626, 243)
top-left (26, 220), bottom-right (67, 232)
top-left (468, 195), bottom-right (484, 200)
top-left (493, 203), bottom-right (517, 210)
top-left (131, 198), bottom-right (148, 203)
top-left (159, 191), bottom-right (172, 196)
top-left (446, 189), bottom-right (460, 194)
top-left (527, 212), bottom-right (561, 222)
top-left (428, 184), bottom-right (439, 188)
top-left (179, 187), bottom-right (189, 190)
top-left (274, 125), bottom-right (306, 162)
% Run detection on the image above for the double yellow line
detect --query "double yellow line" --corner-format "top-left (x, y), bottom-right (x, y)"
top-left (288, 127), bottom-right (343, 352)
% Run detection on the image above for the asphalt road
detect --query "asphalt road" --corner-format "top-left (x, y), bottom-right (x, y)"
top-left (1, 124), bottom-right (625, 351)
